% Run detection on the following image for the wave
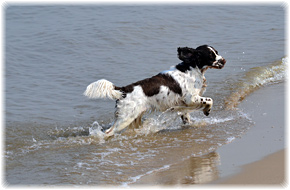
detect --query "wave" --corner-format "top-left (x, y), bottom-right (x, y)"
top-left (225, 57), bottom-right (287, 109)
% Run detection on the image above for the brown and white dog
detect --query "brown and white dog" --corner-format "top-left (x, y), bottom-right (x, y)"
top-left (84, 45), bottom-right (226, 137)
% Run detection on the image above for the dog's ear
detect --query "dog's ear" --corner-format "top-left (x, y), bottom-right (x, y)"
top-left (177, 47), bottom-right (196, 63)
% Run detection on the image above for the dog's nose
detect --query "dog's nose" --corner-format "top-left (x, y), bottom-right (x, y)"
top-left (219, 58), bottom-right (226, 65)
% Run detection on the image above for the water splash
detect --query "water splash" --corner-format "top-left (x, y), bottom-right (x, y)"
top-left (89, 121), bottom-right (107, 142)
top-left (137, 109), bottom-right (181, 134)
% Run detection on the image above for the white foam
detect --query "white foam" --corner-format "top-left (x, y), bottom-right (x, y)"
top-left (226, 136), bottom-right (236, 144)
top-left (190, 116), bottom-right (234, 126)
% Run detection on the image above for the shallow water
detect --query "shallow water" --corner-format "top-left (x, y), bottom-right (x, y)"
top-left (5, 5), bottom-right (286, 185)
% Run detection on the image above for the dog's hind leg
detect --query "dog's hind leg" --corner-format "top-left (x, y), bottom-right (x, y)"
top-left (129, 111), bottom-right (145, 129)
top-left (105, 117), bottom-right (137, 137)
top-left (105, 104), bottom-right (146, 138)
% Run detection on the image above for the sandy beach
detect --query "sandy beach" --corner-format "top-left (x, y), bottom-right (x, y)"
top-left (134, 82), bottom-right (286, 186)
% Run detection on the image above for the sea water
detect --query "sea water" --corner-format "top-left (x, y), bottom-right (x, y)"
top-left (5, 5), bottom-right (285, 185)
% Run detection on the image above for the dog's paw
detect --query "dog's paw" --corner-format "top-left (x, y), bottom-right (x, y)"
top-left (181, 114), bottom-right (192, 124)
top-left (203, 106), bottom-right (211, 116)
top-left (103, 127), bottom-right (115, 139)
top-left (201, 97), bottom-right (212, 116)
top-left (203, 109), bottom-right (211, 116)
top-left (101, 123), bottom-right (113, 133)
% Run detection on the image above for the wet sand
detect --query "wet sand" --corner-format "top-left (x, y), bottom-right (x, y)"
top-left (217, 149), bottom-right (285, 185)
top-left (134, 82), bottom-right (285, 186)
top-left (214, 82), bottom-right (286, 185)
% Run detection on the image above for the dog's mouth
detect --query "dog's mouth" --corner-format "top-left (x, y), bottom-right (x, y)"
top-left (210, 58), bottom-right (226, 69)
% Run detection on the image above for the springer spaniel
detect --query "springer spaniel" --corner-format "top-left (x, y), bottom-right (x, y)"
top-left (84, 45), bottom-right (226, 137)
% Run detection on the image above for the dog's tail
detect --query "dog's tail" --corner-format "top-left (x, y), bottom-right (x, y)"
top-left (83, 79), bottom-right (122, 100)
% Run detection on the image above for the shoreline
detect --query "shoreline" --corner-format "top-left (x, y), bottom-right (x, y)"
top-left (133, 82), bottom-right (285, 186)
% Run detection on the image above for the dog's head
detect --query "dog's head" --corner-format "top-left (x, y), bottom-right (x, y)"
top-left (177, 45), bottom-right (226, 70)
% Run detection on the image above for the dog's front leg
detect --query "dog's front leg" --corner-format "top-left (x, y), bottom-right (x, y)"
top-left (181, 113), bottom-right (192, 124)
top-left (202, 98), bottom-right (213, 116)
top-left (184, 95), bottom-right (213, 116)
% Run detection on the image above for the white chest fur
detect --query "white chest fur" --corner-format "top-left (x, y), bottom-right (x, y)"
top-left (166, 67), bottom-right (204, 98)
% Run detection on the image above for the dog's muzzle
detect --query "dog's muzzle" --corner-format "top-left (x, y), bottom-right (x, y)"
top-left (212, 58), bottom-right (226, 69)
